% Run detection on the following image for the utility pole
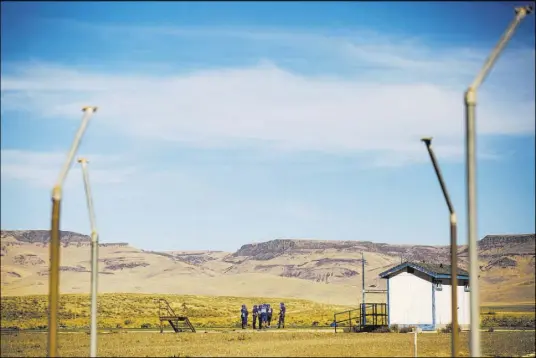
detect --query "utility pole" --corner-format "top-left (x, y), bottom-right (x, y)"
top-left (78, 158), bottom-right (99, 358)
top-left (361, 252), bottom-right (366, 327)
top-left (421, 137), bottom-right (459, 357)
top-left (464, 6), bottom-right (532, 356)
top-left (48, 106), bottom-right (98, 357)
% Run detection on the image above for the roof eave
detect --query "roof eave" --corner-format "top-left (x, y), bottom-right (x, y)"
top-left (436, 274), bottom-right (470, 280)
top-left (378, 262), bottom-right (469, 280)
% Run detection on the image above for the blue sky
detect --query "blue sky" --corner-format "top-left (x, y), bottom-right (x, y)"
top-left (1, 1), bottom-right (534, 251)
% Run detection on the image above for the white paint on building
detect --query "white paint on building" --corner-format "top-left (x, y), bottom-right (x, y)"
top-left (380, 262), bottom-right (471, 331)
top-left (388, 270), bottom-right (433, 325)
top-left (434, 278), bottom-right (471, 326)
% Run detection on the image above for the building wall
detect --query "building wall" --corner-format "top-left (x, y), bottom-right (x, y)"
top-left (458, 284), bottom-right (470, 327)
top-left (388, 270), bottom-right (433, 326)
top-left (434, 278), bottom-right (471, 327)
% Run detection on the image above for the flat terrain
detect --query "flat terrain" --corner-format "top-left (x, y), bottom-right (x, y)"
top-left (2, 294), bottom-right (534, 331)
top-left (1, 331), bottom-right (535, 357)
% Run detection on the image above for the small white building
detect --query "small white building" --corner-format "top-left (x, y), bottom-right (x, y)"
top-left (379, 261), bottom-right (470, 331)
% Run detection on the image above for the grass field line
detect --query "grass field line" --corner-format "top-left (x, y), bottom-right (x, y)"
top-left (2, 331), bottom-right (535, 357)
top-left (2, 327), bottom-right (534, 336)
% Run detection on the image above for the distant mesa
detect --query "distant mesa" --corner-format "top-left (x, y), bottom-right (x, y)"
top-left (1, 230), bottom-right (128, 247)
top-left (0, 229), bottom-right (534, 306)
top-left (1, 230), bottom-right (90, 244)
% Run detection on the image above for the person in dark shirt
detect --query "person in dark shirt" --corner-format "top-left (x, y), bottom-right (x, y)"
top-left (240, 304), bottom-right (248, 329)
top-left (257, 303), bottom-right (264, 329)
top-left (267, 304), bottom-right (273, 327)
top-left (252, 305), bottom-right (258, 329)
top-left (277, 302), bottom-right (286, 329)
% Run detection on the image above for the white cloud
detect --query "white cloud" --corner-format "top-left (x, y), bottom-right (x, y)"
top-left (0, 150), bottom-right (137, 188)
top-left (1, 25), bottom-right (534, 167)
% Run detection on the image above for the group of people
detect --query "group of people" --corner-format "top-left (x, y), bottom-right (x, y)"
top-left (240, 302), bottom-right (286, 329)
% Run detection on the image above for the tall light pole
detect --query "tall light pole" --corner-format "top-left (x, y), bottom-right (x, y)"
top-left (464, 6), bottom-right (532, 357)
top-left (77, 158), bottom-right (99, 357)
top-left (48, 106), bottom-right (98, 357)
top-left (421, 137), bottom-right (459, 357)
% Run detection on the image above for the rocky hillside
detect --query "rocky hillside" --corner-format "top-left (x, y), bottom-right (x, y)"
top-left (1, 230), bottom-right (534, 306)
top-left (0, 230), bottom-right (128, 247)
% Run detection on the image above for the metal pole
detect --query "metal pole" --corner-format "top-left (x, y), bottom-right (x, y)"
top-left (48, 106), bottom-right (97, 358)
top-left (421, 138), bottom-right (459, 357)
top-left (464, 6), bottom-right (532, 357)
top-left (361, 252), bottom-right (366, 327)
top-left (414, 328), bottom-right (418, 358)
top-left (78, 158), bottom-right (99, 357)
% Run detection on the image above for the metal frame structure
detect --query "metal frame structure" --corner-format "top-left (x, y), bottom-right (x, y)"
top-left (77, 158), bottom-right (100, 357)
top-left (333, 304), bottom-right (388, 333)
top-left (421, 137), bottom-right (459, 357)
top-left (464, 6), bottom-right (532, 357)
top-left (48, 106), bottom-right (98, 357)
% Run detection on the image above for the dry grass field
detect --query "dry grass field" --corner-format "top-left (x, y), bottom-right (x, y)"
top-left (2, 294), bottom-right (534, 331)
top-left (0, 293), bottom-right (352, 330)
top-left (1, 331), bottom-right (535, 357)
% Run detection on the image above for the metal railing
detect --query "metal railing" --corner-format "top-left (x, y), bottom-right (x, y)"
top-left (333, 303), bottom-right (388, 333)
top-left (157, 298), bottom-right (178, 318)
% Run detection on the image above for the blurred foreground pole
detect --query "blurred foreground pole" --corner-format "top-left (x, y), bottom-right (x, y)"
top-left (78, 158), bottom-right (99, 357)
top-left (361, 252), bottom-right (365, 327)
top-left (421, 138), bottom-right (458, 357)
top-left (48, 107), bottom-right (98, 357)
top-left (413, 327), bottom-right (418, 358)
top-left (464, 6), bottom-right (532, 357)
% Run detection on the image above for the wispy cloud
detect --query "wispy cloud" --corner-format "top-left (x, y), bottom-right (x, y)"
top-left (0, 149), bottom-right (137, 188)
top-left (1, 24), bottom-right (534, 167)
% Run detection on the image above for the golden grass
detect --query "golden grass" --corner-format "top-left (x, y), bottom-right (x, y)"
top-left (2, 294), bottom-right (534, 331)
top-left (1, 331), bottom-right (535, 357)
top-left (0, 293), bottom-right (352, 330)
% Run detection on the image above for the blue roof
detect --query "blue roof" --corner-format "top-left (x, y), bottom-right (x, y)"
top-left (379, 262), bottom-right (469, 280)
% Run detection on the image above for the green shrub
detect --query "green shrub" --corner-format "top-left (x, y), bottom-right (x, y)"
top-left (399, 326), bottom-right (413, 333)
top-left (441, 323), bottom-right (461, 333)
top-left (371, 326), bottom-right (391, 333)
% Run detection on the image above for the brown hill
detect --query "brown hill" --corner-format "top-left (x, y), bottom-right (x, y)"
top-left (1, 230), bottom-right (534, 306)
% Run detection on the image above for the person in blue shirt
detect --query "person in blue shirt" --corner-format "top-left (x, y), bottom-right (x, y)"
top-left (260, 303), bottom-right (268, 329)
top-left (277, 302), bottom-right (286, 329)
top-left (240, 304), bottom-right (248, 329)
top-left (252, 305), bottom-right (258, 329)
